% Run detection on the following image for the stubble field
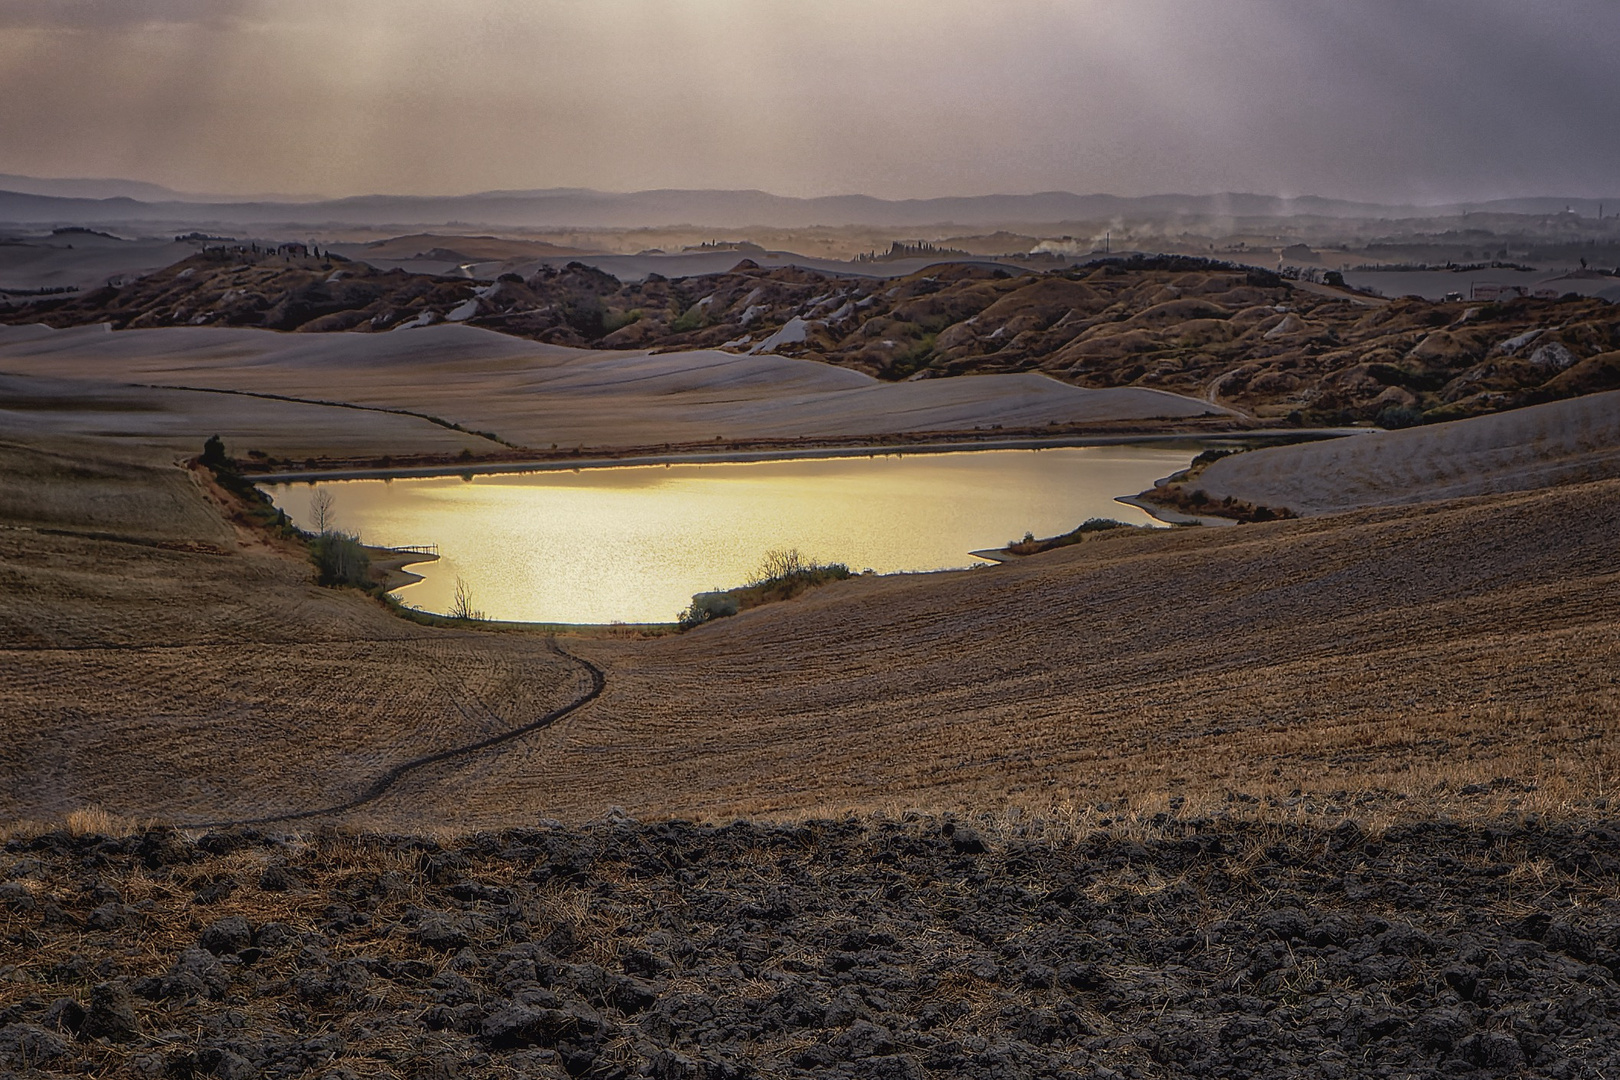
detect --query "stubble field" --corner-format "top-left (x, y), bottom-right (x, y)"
top-left (2, 429), bottom-right (1615, 831)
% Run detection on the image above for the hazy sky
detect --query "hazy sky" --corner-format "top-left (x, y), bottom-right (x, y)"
top-left (0, 0), bottom-right (1617, 202)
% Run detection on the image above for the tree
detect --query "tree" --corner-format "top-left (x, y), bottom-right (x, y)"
top-left (309, 489), bottom-right (336, 535)
top-left (311, 531), bottom-right (370, 589)
top-left (449, 577), bottom-right (486, 621)
top-left (200, 434), bottom-right (228, 469)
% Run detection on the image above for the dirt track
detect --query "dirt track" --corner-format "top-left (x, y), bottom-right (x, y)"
top-left (191, 645), bottom-right (606, 830)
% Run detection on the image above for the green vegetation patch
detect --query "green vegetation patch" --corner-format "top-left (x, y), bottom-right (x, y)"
top-left (1005, 517), bottom-right (1140, 555)
top-left (680, 548), bottom-right (853, 630)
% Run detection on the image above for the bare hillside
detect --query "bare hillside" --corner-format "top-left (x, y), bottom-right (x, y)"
top-left (2, 432), bottom-right (1613, 829)
top-left (0, 324), bottom-right (1223, 459)
top-left (8, 250), bottom-right (1619, 427)
top-left (1180, 389), bottom-right (1620, 515)
top-left (0, 437), bottom-right (585, 824)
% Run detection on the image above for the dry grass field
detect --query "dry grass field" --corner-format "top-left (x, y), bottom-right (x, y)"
top-left (2, 426), bottom-right (1615, 831)
top-left (0, 435), bottom-right (587, 826)
top-left (442, 477), bottom-right (1620, 827)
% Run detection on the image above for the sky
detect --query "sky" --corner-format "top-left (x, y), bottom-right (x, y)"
top-left (0, 0), bottom-right (1617, 203)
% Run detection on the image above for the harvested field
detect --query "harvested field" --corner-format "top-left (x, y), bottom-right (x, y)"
top-left (436, 477), bottom-right (1620, 827)
top-left (1, 430), bottom-right (1615, 830)
top-left (0, 324), bottom-right (1222, 459)
top-left (5, 817), bottom-right (1620, 1078)
top-left (2, 333), bottom-right (1618, 1080)
top-left (0, 436), bottom-right (586, 825)
top-left (0, 371), bottom-right (493, 461)
top-left (1184, 389), bottom-right (1620, 516)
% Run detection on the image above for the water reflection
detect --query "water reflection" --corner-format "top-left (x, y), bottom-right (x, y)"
top-left (264, 446), bottom-right (1193, 624)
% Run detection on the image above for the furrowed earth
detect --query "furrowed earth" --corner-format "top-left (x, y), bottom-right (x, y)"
top-left (6, 818), bottom-right (1620, 1079)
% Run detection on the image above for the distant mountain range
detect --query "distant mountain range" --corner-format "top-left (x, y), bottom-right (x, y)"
top-left (0, 174), bottom-right (327, 204)
top-left (0, 175), bottom-right (1613, 230)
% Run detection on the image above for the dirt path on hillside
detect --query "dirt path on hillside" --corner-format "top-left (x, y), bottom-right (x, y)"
top-left (187, 641), bottom-right (606, 829)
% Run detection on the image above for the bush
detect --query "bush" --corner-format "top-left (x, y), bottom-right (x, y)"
top-left (1006, 518), bottom-right (1134, 555)
top-left (200, 434), bottom-right (229, 469)
top-left (448, 577), bottom-right (486, 621)
top-left (671, 304), bottom-right (707, 333)
top-left (1189, 448), bottom-right (1239, 468)
top-left (679, 592), bottom-right (740, 629)
top-left (746, 548), bottom-right (853, 602)
top-left (311, 531), bottom-right (370, 589)
top-left (1375, 404), bottom-right (1426, 429)
top-left (603, 307), bottom-right (642, 333)
top-left (679, 548), bottom-right (852, 629)
top-left (561, 295), bottom-right (606, 338)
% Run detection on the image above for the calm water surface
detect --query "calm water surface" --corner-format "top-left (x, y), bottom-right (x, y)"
top-left (264, 446), bottom-right (1194, 624)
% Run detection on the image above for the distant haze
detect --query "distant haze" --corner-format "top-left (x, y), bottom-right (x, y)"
top-left (0, 0), bottom-right (1617, 204)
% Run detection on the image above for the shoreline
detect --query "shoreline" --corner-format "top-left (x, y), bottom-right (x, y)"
top-left (293, 431), bottom-right (1366, 627)
top-left (248, 427), bottom-right (1368, 484)
top-left (367, 545), bottom-right (439, 592)
top-left (1113, 493), bottom-right (1242, 527)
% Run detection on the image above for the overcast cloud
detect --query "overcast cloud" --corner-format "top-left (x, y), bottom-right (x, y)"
top-left (0, 0), bottom-right (1614, 202)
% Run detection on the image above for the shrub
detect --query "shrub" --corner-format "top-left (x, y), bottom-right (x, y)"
top-left (881, 333), bottom-right (938, 381)
top-left (1188, 448), bottom-right (1238, 468)
top-left (746, 548), bottom-right (854, 602)
top-left (1375, 404), bottom-right (1426, 429)
top-left (311, 531), bottom-right (371, 589)
top-left (679, 548), bottom-right (852, 629)
top-left (1006, 518), bottom-right (1134, 555)
top-left (561, 295), bottom-right (606, 338)
top-left (200, 434), bottom-right (229, 469)
top-left (448, 577), bottom-right (486, 621)
top-left (603, 307), bottom-right (642, 333)
top-left (670, 304), bottom-right (707, 333)
top-left (679, 592), bottom-right (740, 629)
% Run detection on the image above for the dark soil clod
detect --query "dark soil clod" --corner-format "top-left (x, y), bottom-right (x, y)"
top-left (7, 817), bottom-right (1620, 1077)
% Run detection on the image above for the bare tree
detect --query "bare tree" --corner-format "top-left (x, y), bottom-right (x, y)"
top-left (449, 577), bottom-right (486, 621)
top-left (309, 489), bottom-right (336, 535)
top-left (755, 547), bottom-right (807, 584)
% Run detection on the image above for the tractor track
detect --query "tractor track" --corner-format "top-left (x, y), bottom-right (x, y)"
top-left (187, 639), bottom-right (605, 829)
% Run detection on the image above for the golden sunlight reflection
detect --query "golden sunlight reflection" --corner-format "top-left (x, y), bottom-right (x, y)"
top-left (265, 446), bottom-right (1195, 624)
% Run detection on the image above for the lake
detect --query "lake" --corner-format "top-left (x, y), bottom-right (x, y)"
top-left (262, 446), bottom-right (1196, 624)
